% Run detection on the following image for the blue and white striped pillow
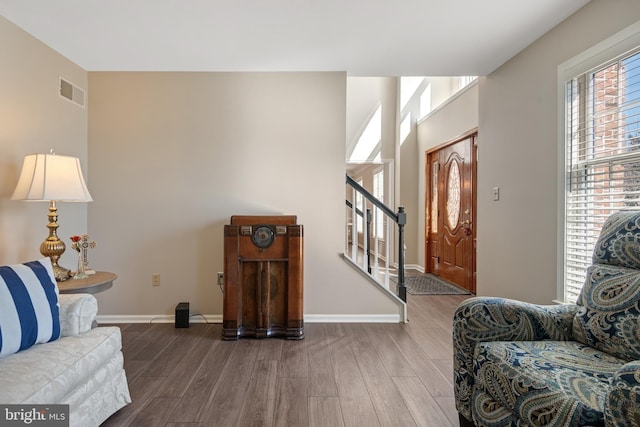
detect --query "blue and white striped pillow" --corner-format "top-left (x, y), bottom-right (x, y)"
top-left (0, 258), bottom-right (60, 358)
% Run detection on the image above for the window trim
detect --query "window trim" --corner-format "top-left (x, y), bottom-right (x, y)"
top-left (557, 20), bottom-right (640, 303)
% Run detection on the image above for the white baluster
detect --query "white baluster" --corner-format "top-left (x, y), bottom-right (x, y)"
top-left (345, 206), bottom-right (349, 255)
top-left (373, 207), bottom-right (380, 279)
top-left (385, 215), bottom-right (391, 289)
top-left (362, 206), bottom-right (368, 271)
top-left (351, 187), bottom-right (358, 261)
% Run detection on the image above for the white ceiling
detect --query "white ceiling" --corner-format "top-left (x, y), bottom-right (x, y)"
top-left (0, 0), bottom-right (590, 76)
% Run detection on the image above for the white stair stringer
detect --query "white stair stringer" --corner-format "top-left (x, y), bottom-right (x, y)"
top-left (342, 253), bottom-right (407, 323)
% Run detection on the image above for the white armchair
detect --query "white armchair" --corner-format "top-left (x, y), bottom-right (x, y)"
top-left (0, 293), bottom-right (131, 427)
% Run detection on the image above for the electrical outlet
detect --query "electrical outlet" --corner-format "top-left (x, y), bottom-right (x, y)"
top-left (152, 274), bottom-right (160, 286)
top-left (217, 272), bottom-right (224, 287)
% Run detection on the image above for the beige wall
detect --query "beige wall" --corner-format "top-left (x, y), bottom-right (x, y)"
top-left (478, 0), bottom-right (640, 303)
top-left (5, 0), bottom-right (638, 316)
top-left (346, 77), bottom-right (399, 164)
top-left (395, 79), bottom-right (420, 268)
top-left (0, 17), bottom-right (400, 320)
top-left (88, 72), bottom-right (401, 318)
top-left (0, 16), bottom-right (88, 268)
top-left (430, 77), bottom-right (464, 109)
top-left (346, 77), bottom-right (402, 267)
top-left (415, 1), bottom-right (640, 304)
top-left (347, 76), bottom-right (423, 267)
top-left (416, 84), bottom-right (479, 270)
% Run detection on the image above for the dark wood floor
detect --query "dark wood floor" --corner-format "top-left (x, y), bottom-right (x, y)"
top-left (102, 293), bottom-right (470, 427)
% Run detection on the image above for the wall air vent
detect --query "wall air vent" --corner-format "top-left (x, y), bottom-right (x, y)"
top-left (59, 76), bottom-right (85, 108)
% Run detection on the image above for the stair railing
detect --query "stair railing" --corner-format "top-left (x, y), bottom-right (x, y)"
top-left (346, 174), bottom-right (407, 302)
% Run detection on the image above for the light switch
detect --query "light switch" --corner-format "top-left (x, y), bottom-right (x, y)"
top-left (492, 187), bottom-right (500, 201)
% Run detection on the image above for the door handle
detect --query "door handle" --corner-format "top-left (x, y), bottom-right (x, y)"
top-left (460, 209), bottom-right (472, 235)
top-left (460, 209), bottom-right (471, 226)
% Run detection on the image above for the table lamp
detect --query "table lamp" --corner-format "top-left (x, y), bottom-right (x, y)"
top-left (11, 152), bottom-right (93, 281)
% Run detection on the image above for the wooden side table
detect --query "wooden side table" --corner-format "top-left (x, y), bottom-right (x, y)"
top-left (57, 271), bottom-right (117, 294)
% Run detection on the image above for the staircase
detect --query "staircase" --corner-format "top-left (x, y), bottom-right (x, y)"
top-left (345, 174), bottom-right (407, 321)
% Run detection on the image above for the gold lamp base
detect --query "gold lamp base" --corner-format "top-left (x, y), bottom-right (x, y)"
top-left (40, 201), bottom-right (71, 282)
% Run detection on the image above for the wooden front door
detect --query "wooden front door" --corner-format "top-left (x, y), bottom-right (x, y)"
top-left (427, 133), bottom-right (476, 293)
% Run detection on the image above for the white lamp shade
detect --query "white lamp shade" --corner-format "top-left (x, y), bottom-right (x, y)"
top-left (11, 153), bottom-right (93, 202)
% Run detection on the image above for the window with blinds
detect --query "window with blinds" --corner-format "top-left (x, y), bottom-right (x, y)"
top-left (564, 46), bottom-right (640, 303)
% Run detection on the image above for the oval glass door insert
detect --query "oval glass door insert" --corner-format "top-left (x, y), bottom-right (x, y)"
top-left (447, 161), bottom-right (461, 229)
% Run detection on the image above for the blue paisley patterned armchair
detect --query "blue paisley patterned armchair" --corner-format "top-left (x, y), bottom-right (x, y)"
top-left (453, 211), bottom-right (640, 427)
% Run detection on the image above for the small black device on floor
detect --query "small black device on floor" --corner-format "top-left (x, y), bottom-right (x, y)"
top-left (175, 302), bottom-right (189, 328)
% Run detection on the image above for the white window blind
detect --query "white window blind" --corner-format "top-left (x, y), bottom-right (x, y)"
top-left (564, 47), bottom-right (640, 303)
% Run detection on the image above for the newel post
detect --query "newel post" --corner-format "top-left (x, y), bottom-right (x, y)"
top-left (397, 206), bottom-right (407, 302)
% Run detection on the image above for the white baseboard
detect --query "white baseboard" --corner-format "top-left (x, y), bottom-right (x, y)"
top-left (304, 314), bottom-right (401, 323)
top-left (405, 264), bottom-right (424, 273)
top-left (96, 313), bottom-right (401, 324)
top-left (96, 314), bottom-right (223, 324)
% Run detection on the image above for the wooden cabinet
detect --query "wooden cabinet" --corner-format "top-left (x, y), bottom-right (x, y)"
top-left (222, 215), bottom-right (304, 340)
